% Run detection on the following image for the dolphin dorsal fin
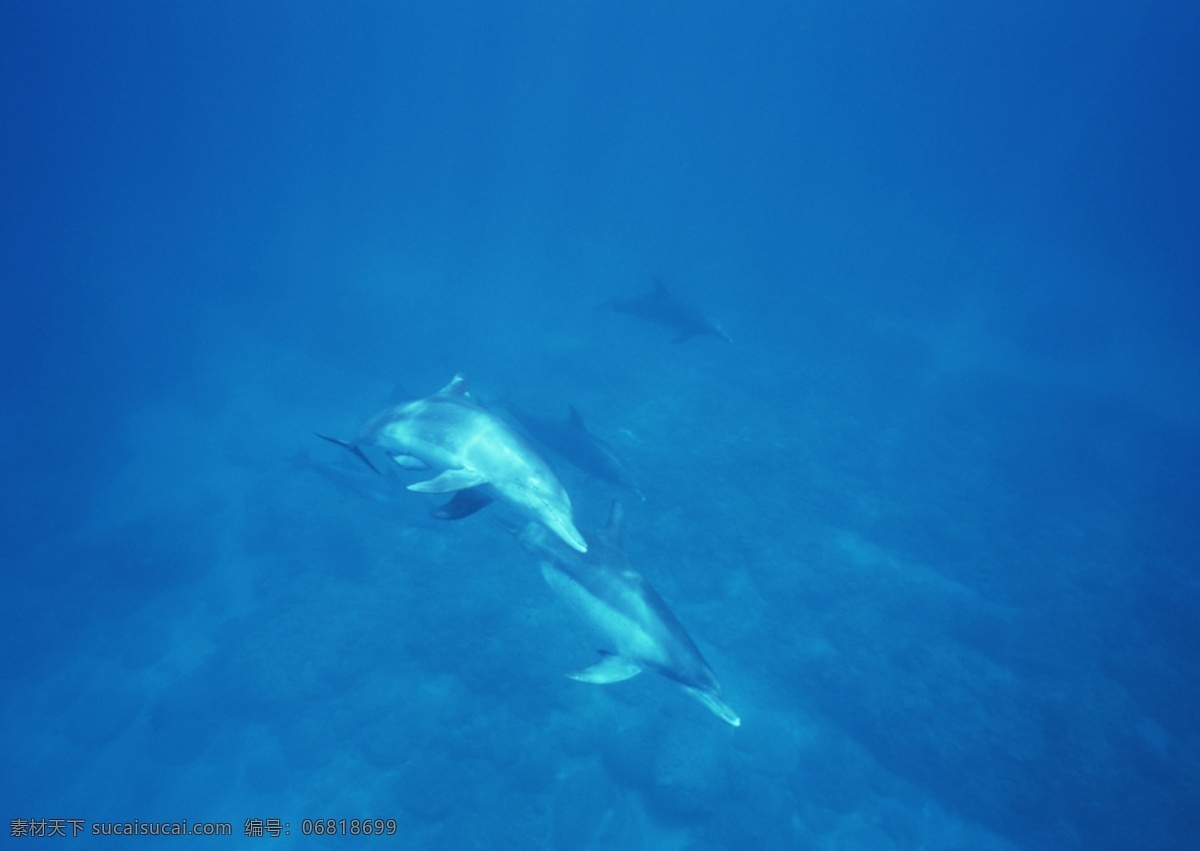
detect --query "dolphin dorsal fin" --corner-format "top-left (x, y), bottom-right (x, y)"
top-left (314, 433), bottom-right (381, 475)
top-left (566, 404), bottom-right (588, 432)
top-left (605, 501), bottom-right (626, 551)
top-left (651, 277), bottom-right (670, 296)
top-left (438, 374), bottom-right (472, 399)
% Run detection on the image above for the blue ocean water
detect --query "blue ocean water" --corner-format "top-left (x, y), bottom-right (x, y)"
top-left (3, 1), bottom-right (1198, 848)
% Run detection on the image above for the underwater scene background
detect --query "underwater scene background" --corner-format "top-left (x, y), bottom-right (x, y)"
top-left (2, 2), bottom-right (1198, 849)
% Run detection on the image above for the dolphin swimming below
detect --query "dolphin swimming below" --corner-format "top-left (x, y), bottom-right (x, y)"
top-left (295, 447), bottom-right (407, 509)
top-left (318, 374), bottom-right (588, 553)
top-left (500, 401), bottom-right (644, 499)
top-left (513, 502), bottom-right (740, 726)
top-left (601, 278), bottom-right (732, 344)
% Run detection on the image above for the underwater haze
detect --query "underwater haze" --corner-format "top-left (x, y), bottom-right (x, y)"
top-left (3, 1), bottom-right (1198, 848)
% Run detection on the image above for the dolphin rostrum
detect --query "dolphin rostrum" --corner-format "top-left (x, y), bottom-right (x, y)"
top-left (500, 401), bottom-right (644, 499)
top-left (319, 374), bottom-right (588, 553)
top-left (601, 278), bottom-right (732, 344)
top-left (514, 502), bottom-right (740, 726)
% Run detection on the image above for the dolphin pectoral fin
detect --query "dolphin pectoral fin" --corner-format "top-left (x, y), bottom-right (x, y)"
top-left (315, 433), bottom-right (381, 475)
top-left (566, 404), bottom-right (588, 432)
top-left (567, 651), bottom-right (642, 685)
top-left (489, 514), bottom-right (528, 538)
top-left (430, 487), bottom-right (494, 520)
top-left (407, 468), bottom-right (488, 494)
top-left (603, 502), bottom-right (627, 551)
top-left (684, 687), bottom-right (741, 727)
top-left (388, 453), bottom-right (430, 471)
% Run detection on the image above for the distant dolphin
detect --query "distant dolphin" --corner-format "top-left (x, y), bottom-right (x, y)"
top-left (318, 374), bottom-right (588, 553)
top-left (501, 401), bottom-right (644, 499)
top-left (601, 279), bottom-right (732, 343)
top-left (514, 502), bottom-right (740, 726)
top-left (294, 448), bottom-right (405, 509)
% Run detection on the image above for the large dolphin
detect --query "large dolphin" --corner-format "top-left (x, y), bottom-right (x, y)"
top-left (319, 374), bottom-right (588, 553)
top-left (601, 279), bottom-right (732, 344)
top-left (500, 401), bottom-right (644, 499)
top-left (514, 502), bottom-right (740, 726)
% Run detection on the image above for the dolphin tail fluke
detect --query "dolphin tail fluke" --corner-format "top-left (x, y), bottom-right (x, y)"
top-left (568, 651), bottom-right (642, 685)
top-left (314, 433), bottom-right (381, 475)
top-left (430, 487), bottom-right (494, 520)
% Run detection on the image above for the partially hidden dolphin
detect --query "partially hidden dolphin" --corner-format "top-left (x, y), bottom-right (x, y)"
top-left (294, 448), bottom-right (406, 509)
top-left (318, 374), bottom-right (588, 553)
top-left (514, 502), bottom-right (740, 726)
top-left (500, 401), bottom-right (644, 499)
top-left (601, 278), bottom-right (732, 344)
